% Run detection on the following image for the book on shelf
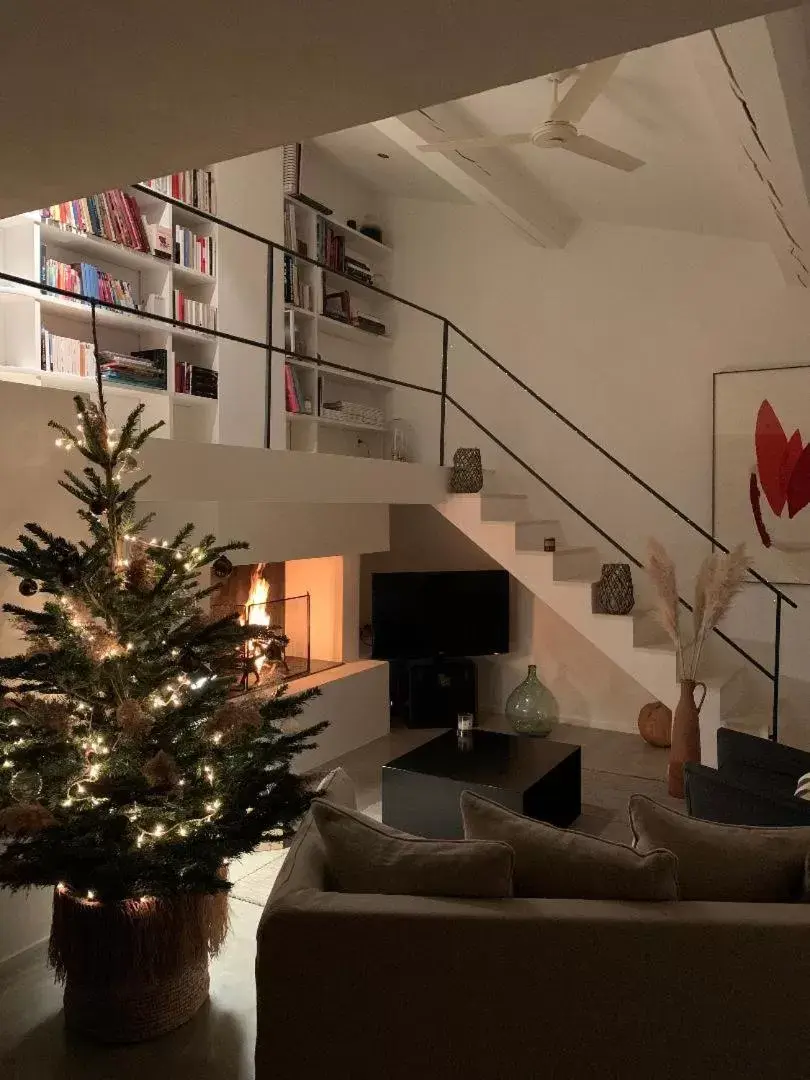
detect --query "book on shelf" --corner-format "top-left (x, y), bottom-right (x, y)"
top-left (145, 223), bottom-right (173, 259)
top-left (41, 331), bottom-right (96, 377)
top-left (354, 315), bottom-right (387, 336)
top-left (284, 201), bottom-right (298, 250)
top-left (143, 169), bottom-right (216, 213)
top-left (317, 220), bottom-right (345, 272)
top-left (174, 361), bottom-right (218, 399)
top-left (283, 252), bottom-right (304, 307)
top-left (102, 349), bottom-right (167, 390)
top-left (174, 291), bottom-right (217, 330)
top-left (40, 332), bottom-right (166, 390)
top-left (284, 311), bottom-right (297, 354)
top-left (282, 144), bottom-right (301, 196)
top-left (343, 255), bottom-right (374, 286)
top-left (41, 190), bottom-right (150, 254)
top-left (284, 362), bottom-right (301, 414)
top-left (174, 226), bottom-right (215, 276)
top-left (43, 258), bottom-right (136, 309)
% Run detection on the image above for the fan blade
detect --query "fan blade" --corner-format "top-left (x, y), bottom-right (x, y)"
top-left (551, 56), bottom-right (623, 124)
top-left (417, 133), bottom-right (532, 152)
top-left (563, 134), bottom-right (644, 171)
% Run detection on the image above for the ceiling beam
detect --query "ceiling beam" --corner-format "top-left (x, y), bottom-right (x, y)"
top-left (0, 0), bottom-right (798, 218)
top-left (375, 108), bottom-right (579, 248)
top-left (688, 14), bottom-right (810, 286)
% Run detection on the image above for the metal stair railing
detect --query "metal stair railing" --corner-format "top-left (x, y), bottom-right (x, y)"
top-left (0, 182), bottom-right (793, 739)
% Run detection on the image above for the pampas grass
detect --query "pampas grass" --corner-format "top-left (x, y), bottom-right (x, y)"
top-left (645, 539), bottom-right (751, 680)
top-left (687, 543), bottom-right (751, 680)
top-left (646, 538), bottom-right (684, 678)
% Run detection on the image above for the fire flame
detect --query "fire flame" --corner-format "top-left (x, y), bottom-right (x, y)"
top-left (244, 563), bottom-right (271, 676)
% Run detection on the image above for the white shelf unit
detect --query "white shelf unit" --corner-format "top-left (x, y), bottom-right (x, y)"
top-left (283, 195), bottom-right (393, 459)
top-left (0, 176), bottom-right (220, 446)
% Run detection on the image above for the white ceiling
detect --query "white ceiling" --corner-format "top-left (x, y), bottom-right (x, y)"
top-left (314, 34), bottom-right (775, 241)
top-left (0, 0), bottom-right (795, 218)
top-left (315, 127), bottom-right (468, 204)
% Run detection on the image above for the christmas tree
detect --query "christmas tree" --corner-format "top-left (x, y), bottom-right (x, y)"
top-left (0, 365), bottom-right (324, 905)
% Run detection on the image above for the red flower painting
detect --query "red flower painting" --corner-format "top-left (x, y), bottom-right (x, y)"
top-left (750, 400), bottom-right (810, 547)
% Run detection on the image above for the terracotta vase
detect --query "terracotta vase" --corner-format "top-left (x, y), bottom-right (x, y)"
top-left (637, 701), bottom-right (672, 748)
top-left (667, 679), bottom-right (706, 799)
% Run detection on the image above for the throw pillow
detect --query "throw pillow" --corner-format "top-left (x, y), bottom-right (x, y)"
top-left (795, 772), bottom-right (810, 802)
top-left (630, 793), bottom-right (810, 901)
top-left (314, 766), bottom-right (357, 810)
top-left (461, 790), bottom-right (678, 900)
top-left (311, 798), bottom-right (514, 898)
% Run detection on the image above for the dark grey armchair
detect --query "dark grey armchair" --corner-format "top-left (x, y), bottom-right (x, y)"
top-left (684, 727), bottom-right (810, 827)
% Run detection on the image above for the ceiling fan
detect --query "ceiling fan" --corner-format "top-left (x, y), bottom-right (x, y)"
top-left (417, 56), bottom-right (644, 172)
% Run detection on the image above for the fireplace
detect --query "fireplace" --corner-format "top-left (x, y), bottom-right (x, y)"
top-left (210, 559), bottom-right (344, 692)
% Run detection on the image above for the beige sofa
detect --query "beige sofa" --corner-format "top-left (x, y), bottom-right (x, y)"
top-left (257, 805), bottom-right (810, 1080)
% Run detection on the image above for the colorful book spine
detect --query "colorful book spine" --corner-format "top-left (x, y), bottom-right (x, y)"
top-left (173, 290), bottom-right (217, 330)
top-left (145, 169), bottom-right (215, 212)
top-left (284, 363), bottom-right (300, 413)
top-left (42, 190), bottom-right (150, 253)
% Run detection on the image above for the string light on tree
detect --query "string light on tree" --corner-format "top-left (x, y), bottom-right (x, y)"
top-left (0, 326), bottom-right (326, 1040)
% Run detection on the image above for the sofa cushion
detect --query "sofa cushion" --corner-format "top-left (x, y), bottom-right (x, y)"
top-left (461, 790), bottom-right (678, 900)
top-left (630, 793), bottom-right (810, 901)
top-left (314, 766), bottom-right (357, 809)
top-left (311, 798), bottom-right (514, 898)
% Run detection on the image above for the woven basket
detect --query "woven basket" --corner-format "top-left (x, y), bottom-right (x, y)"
top-left (64, 959), bottom-right (210, 1043)
top-left (591, 563), bottom-right (635, 616)
top-left (449, 448), bottom-right (483, 493)
top-left (50, 886), bottom-right (228, 1043)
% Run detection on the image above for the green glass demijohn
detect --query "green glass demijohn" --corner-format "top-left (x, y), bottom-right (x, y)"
top-left (505, 664), bottom-right (559, 737)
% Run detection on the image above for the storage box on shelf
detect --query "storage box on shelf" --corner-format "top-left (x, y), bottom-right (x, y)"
top-left (0, 171), bottom-right (220, 445)
top-left (282, 194), bottom-right (394, 459)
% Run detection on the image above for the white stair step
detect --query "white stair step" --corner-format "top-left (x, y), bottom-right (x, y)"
top-left (514, 520), bottom-right (563, 551)
top-left (633, 609), bottom-right (670, 649)
top-left (552, 546), bottom-right (602, 582)
top-left (479, 494), bottom-right (532, 523)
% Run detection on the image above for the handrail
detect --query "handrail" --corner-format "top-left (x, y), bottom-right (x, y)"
top-left (448, 395), bottom-right (774, 682)
top-left (446, 325), bottom-right (796, 608)
top-left (132, 183), bottom-right (795, 609)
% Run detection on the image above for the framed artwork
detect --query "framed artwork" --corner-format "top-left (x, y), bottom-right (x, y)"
top-left (713, 365), bottom-right (810, 585)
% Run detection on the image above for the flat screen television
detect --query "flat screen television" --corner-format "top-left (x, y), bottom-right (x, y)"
top-left (371, 569), bottom-right (509, 660)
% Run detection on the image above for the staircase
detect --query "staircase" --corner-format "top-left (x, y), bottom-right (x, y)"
top-left (438, 490), bottom-right (774, 766)
top-left (0, 181), bottom-right (792, 761)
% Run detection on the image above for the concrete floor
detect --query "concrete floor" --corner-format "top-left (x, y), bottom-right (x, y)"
top-left (0, 719), bottom-right (674, 1079)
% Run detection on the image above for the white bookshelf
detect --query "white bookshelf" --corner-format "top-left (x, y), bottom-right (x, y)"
top-left (283, 194), bottom-right (394, 459)
top-left (0, 174), bottom-right (220, 445)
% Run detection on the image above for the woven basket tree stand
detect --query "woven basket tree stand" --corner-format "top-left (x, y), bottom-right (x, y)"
top-left (49, 886), bottom-right (229, 1043)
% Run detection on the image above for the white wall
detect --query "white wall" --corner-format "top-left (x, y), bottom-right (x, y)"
top-left (384, 198), bottom-right (810, 735)
top-left (0, 889), bottom-right (51, 966)
top-left (215, 148), bottom-right (285, 449)
top-left (302, 144), bottom-right (388, 239)
top-left (138, 500), bottom-right (390, 567)
top-left (292, 660), bottom-right (390, 772)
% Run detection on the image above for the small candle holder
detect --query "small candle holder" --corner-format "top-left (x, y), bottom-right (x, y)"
top-left (457, 712), bottom-right (475, 733)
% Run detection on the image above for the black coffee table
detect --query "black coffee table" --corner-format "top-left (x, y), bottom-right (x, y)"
top-left (381, 729), bottom-right (581, 839)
